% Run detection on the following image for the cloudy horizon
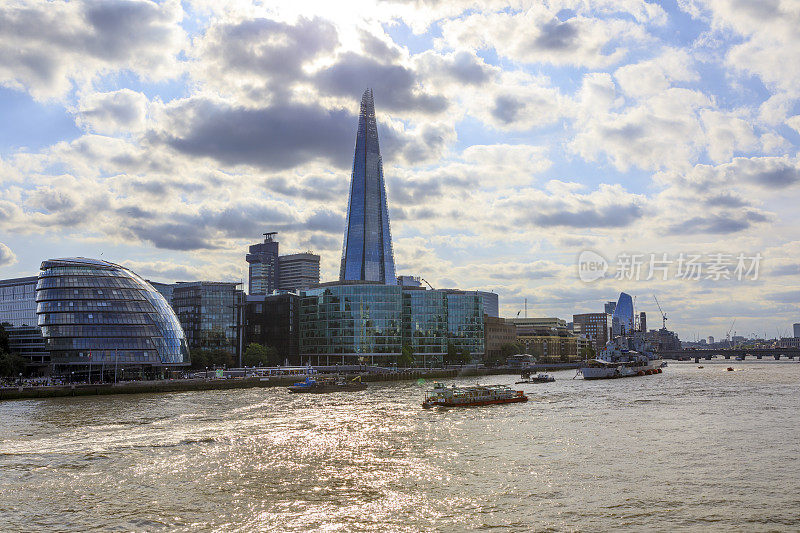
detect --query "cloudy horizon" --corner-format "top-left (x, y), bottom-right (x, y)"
top-left (1, 0), bottom-right (799, 340)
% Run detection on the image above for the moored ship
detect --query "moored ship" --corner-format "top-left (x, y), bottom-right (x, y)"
top-left (422, 382), bottom-right (528, 408)
top-left (579, 333), bottom-right (663, 380)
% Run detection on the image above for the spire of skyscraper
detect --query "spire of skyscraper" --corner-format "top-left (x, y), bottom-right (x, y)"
top-left (339, 89), bottom-right (397, 284)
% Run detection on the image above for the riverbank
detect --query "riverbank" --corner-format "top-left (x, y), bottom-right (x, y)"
top-left (0, 363), bottom-right (580, 401)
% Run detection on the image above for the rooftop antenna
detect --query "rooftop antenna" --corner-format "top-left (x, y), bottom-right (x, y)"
top-left (525, 298), bottom-right (527, 318)
top-left (263, 232), bottom-right (278, 242)
top-left (421, 278), bottom-right (435, 290)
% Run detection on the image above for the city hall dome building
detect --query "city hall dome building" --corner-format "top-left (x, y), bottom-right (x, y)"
top-left (36, 258), bottom-right (189, 378)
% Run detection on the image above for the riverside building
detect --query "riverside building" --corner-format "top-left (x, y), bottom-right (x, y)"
top-left (298, 89), bottom-right (486, 365)
top-left (36, 258), bottom-right (189, 379)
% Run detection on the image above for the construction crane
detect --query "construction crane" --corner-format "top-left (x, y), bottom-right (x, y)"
top-left (726, 319), bottom-right (736, 347)
top-left (653, 295), bottom-right (668, 330)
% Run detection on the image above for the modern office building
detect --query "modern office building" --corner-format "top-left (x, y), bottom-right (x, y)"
top-left (36, 258), bottom-right (189, 378)
top-left (243, 293), bottom-right (300, 365)
top-left (476, 291), bottom-right (499, 318)
top-left (708, 336), bottom-right (715, 345)
top-left (299, 283), bottom-right (485, 365)
top-left (604, 301), bottom-right (616, 315)
top-left (794, 323), bottom-right (800, 338)
top-left (278, 253), bottom-right (320, 291)
top-left (612, 292), bottom-right (634, 335)
top-left (247, 232), bottom-right (280, 295)
top-left (0, 276), bottom-right (48, 369)
top-left (573, 313), bottom-right (612, 351)
top-left (172, 281), bottom-right (243, 354)
top-left (639, 311), bottom-right (646, 332)
top-left (339, 89), bottom-right (397, 284)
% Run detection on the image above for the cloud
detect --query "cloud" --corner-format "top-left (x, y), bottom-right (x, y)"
top-left (0, 242), bottom-right (16, 267)
top-left (314, 52), bottom-right (447, 114)
top-left (0, 0), bottom-right (185, 99)
top-left (501, 183), bottom-right (646, 229)
top-left (155, 97), bottom-right (356, 170)
top-left (77, 89), bottom-right (148, 134)
top-left (666, 210), bottom-right (770, 235)
top-left (440, 6), bottom-right (650, 68)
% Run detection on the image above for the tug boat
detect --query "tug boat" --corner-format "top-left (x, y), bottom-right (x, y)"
top-left (421, 382), bottom-right (528, 408)
top-left (288, 375), bottom-right (367, 393)
top-left (515, 370), bottom-right (555, 384)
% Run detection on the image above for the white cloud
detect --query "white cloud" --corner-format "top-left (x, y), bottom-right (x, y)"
top-left (77, 89), bottom-right (149, 134)
top-left (0, 242), bottom-right (17, 267)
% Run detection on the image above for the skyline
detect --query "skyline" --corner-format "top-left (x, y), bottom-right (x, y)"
top-left (0, 1), bottom-right (799, 340)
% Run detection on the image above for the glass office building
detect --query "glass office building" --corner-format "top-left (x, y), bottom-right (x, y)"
top-left (299, 284), bottom-right (484, 364)
top-left (172, 281), bottom-right (242, 354)
top-left (36, 258), bottom-right (189, 375)
top-left (339, 89), bottom-right (397, 284)
top-left (612, 292), bottom-right (635, 335)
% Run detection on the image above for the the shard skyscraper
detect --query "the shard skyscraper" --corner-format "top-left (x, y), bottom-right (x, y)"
top-left (339, 89), bottom-right (397, 284)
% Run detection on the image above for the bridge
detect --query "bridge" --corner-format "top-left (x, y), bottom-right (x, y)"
top-left (660, 348), bottom-right (800, 361)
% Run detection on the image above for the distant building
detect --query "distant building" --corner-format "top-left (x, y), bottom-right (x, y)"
top-left (0, 276), bottom-right (38, 327)
top-left (476, 291), bottom-right (499, 318)
top-left (707, 336), bottom-right (714, 345)
top-left (509, 317), bottom-right (582, 362)
top-left (638, 311), bottom-right (646, 332)
top-left (646, 328), bottom-right (681, 352)
top-left (794, 323), bottom-right (800, 338)
top-left (148, 281), bottom-right (175, 304)
top-left (778, 337), bottom-right (800, 348)
top-left (612, 292), bottom-right (634, 335)
top-left (247, 232), bottom-right (280, 295)
top-left (483, 316), bottom-right (516, 363)
top-left (397, 275), bottom-right (422, 287)
top-left (604, 301), bottom-right (616, 315)
top-left (573, 313), bottom-right (612, 352)
top-left (0, 276), bottom-right (47, 370)
top-left (173, 281), bottom-right (243, 355)
top-left (277, 253), bottom-right (320, 291)
top-left (244, 293), bottom-right (299, 365)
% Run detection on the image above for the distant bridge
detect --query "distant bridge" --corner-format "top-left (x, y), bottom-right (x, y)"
top-left (660, 348), bottom-right (800, 361)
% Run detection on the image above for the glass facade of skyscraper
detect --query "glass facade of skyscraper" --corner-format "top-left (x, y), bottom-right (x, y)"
top-left (612, 292), bottom-right (635, 335)
top-left (36, 258), bottom-right (189, 371)
top-left (299, 284), bottom-right (485, 362)
top-left (340, 89), bottom-right (397, 284)
top-left (299, 283), bottom-right (403, 359)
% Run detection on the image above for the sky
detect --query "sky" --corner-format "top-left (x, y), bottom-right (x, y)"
top-left (0, 0), bottom-right (799, 341)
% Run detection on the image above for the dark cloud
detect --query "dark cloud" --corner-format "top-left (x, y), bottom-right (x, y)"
top-left (445, 51), bottom-right (492, 84)
top-left (300, 234), bottom-right (340, 252)
top-left (128, 222), bottom-right (215, 251)
top-left (764, 289), bottom-right (800, 304)
top-left (0, 0), bottom-right (183, 95)
top-left (747, 164), bottom-right (800, 188)
top-left (264, 175), bottom-right (347, 201)
top-left (159, 98), bottom-right (356, 170)
top-left (705, 193), bottom-right (749, 208)
top-left (530, 204), bottom-right (643, 228)
top-left (492, 95), bottom-right (525, 124)
top-left (315, 52), bottom-right (448, 113)
top-left (667, 210), bottom-right (770, 235)
top-left (533, 19), bottom-right (579, 51)
top-left (770, 264), bottom-right (800, 277)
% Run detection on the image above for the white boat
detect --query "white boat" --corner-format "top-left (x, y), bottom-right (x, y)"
top-left (421, 382), bottom-right (528, 408)
top-left (580, 332), bottom-right (663, 380)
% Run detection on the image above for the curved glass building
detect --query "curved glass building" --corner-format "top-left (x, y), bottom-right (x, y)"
top-left (612, 292), bottom-right (635, 335)
top-left (36, 258), bottom-right (189, 377)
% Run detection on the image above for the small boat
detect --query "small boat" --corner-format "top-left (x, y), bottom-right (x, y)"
top-left (698, 366), bottom-right (704, 369)
top-left (515, 371), bottom-right (555, 384)
top-left (727, 367), bottom-right (734, 372)
top-left (422, 382), bottom-right (527, 408)
top-left (288, 375), bottom-right (367, 393)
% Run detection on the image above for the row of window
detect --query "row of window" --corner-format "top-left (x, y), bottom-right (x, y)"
top-left (37, 288), bottom-right (147, 302)
top-left (37, 276), bottom-right (143, 290)
top-left (41, 325), bottom-right (161, 338)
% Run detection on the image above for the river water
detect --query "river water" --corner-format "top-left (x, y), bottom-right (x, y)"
top-left (1, 361), bottom-right (799, 531)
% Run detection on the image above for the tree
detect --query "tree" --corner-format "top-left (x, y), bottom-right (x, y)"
top-left (242, 343), bottom-right (277, 367)
top-left (500, 342), bottom-right (523, 359)
top-left (398, 344), bottom-right (415, 368)
top-left (0, 353), bottom-right (26, 378)
top-left (0, 322), bottom-right (11, 355)
top-left (579, 346), bottom-right (596, 360)
top-left (444, 342), bottom-right (459, 366)
top-left (189, 348), bottom-right (235, 369)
